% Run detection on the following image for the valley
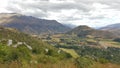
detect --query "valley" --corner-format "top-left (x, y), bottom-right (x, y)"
top-left (0, 13), bottom-right (120, 68)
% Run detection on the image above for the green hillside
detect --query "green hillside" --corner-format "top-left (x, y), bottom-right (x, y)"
top-left (0, 27), bottom-right (73, 68)
top-left (60, 48), bottom-right (79, 58)
top-left (0, 27), bottom-right (120, 68)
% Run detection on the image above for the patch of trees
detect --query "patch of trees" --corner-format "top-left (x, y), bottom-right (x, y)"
top-left (113, 38), bottom-right (120, 42)
top-left (75, 57), bottom-right (93, 68)
top-left (77, 46), bottom-right (120, 64)
top-left (57, 45), bottom-right (120, 64)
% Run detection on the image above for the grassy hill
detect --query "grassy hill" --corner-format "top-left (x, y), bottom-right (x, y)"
top-left (67, 25), bottom-right (117, 39)
top-left (0, 27), bottom-right (74, 68)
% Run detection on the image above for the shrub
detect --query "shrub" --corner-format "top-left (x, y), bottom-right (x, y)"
top-left (98, 58), bottom-right (109, 64)
top-left (75, 57), bottom-right (93, 68)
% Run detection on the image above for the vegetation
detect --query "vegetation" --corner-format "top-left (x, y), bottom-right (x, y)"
top-left (113, 38), bottom-right (120, 42)
top-left (75, 57), bottom-right (93, 68)
top-left (0, 26), bottom-right (120, 68)
top-left (0, 27), bottom-right (73, 68)
top-left (39, 30), bottom-right (120, 68)
top-left (57, 45), bottom-right (120, 64)
top-left (60, 48), bottom-right (79, 58)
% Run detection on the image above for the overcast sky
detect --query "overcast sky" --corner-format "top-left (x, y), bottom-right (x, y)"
top-left (1, 0), bottom-right (120, 27)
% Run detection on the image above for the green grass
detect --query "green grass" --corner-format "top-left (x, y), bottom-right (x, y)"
top-left (60, 48), bottom-right (79, 58)
top-left (100, 40), bottom-right (120, 48)
top-left (0, 27), bottom-right (73, 67)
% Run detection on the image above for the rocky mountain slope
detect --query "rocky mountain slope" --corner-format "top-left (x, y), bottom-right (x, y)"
top-left (0, 13), bottom-right (71, 35)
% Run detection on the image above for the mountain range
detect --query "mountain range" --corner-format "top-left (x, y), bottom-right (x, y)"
top-left (0, 13), bottom-right (120, 39)
top-left (100, 23), bottom-right (120, 36)
top-left (0, 13), bottom-right (71, 35)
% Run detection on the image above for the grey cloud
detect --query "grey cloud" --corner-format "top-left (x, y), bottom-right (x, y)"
top-left (6, 0), bottom-right (92, 19)
top-left (6, 0), bottom-right (120, 14)
top-left (75, 0), bottom-right (120, 10)
top-left (17, 2), bottom-right (90, 12)
top-left (24, 9), bottom-right (48, 18)
top-left (7, 0), bottom-right (92, 12)
top-left (60, 17), bottom-right (83, 22)
top-left (88, 16), bottom-right (105, 20)
top-left (4, 0), bottom-right (120, 27)
top-left (6, 6), bottom-right (21, 13)
top-left (6, 1), bottom-right (48, 18)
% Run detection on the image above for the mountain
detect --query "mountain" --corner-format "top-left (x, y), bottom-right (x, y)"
top-left (67, 25), bottom-right (117, 39)
top-left (100, 23), bottom-right (120, 35)
top-left (0, 13), bottom-right (71, 35)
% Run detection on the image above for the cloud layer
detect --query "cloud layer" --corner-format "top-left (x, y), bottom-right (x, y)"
top-left (1, 0), bottom-right (120, 27)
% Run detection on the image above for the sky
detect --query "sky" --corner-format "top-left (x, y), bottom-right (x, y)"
top-left (1, 0), bottom-right (120, 27)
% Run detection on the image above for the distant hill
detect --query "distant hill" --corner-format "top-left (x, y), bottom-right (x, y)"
top-left (67, 25), bottom-right (117, 39)
top-left (100, 23), bottom-right (120, 36)
top-left (0, 13), bottom-right (71, 35)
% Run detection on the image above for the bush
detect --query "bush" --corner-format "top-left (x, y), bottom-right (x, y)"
top-left (75, 57), bottom-right (93, 68)
top-left (0, 43), bottom-right (31, 63)
top-left (98, 58), bottom-right (109, 64)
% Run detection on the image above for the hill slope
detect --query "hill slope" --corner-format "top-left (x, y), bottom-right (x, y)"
top-left (0, 13), bottom-right (71, 35)
top-left (100, 23), bottom-right (120, 36)
top-left (67, 25), bottom-right (117, 39)
top-left (0, 27), bottom-right (71, 65)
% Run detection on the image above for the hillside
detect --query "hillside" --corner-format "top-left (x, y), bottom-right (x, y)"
top-left (0, 27), bottom-right (74, 68)
top-left (0, 27), bottom-right (120, 68)
top-left (100, 23), bottom-right (120, 36)
top-left (67, 25), bottom-right (117, 39)
top-left (0, 13), bottom-right (71, 35)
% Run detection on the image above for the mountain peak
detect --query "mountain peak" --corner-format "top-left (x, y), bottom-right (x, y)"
top-left (68, 25), bottom-right (94, 33)
top-left (76, 25), bottom-right (93, 30)
top-left (0, 13), bottom-right (71, 35)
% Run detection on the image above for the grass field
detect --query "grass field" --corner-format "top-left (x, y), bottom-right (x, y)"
top-left (60, 48), bottom-right (79, 58)
top-left (100, 40), bottom-right (120, 48)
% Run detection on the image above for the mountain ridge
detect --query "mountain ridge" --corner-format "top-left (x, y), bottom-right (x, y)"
top-left (0, 13), bottom-right (71, 35)
top-left (100, 23), bottom-right (120, 36)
